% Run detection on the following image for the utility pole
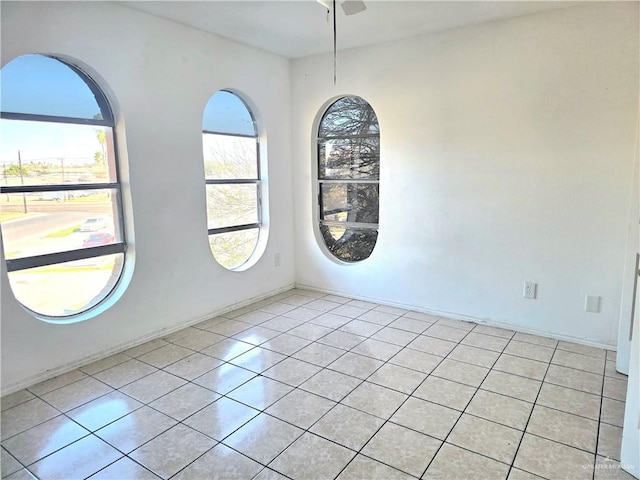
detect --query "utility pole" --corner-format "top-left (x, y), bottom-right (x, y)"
top-left (18, 150), bottom-right (27, 213)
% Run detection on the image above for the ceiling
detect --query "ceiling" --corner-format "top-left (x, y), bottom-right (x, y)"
top-left (120, 1), bottom-right (583, 59)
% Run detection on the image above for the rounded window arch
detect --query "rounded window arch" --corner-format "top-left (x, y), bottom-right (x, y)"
top-left (0, 54), bottom-right (127, 318)
top-left (202, 90), bottom-right (263, 270)
top-left (317, 96), bottom-right (380, 262)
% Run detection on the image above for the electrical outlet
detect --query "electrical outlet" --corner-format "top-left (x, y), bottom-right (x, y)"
top-left (523, 281), bottom-right (537, 299)
top-left (274, 253), bottom-right (281, 267)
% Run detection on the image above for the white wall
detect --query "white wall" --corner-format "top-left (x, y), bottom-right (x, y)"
top-left (0, 1), bottom-right (295, 393)
top-left (292, 3), bottom-right (639, 347)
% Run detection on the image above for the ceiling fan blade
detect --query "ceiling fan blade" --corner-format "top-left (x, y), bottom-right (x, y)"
top-left (341, 0), bottom-right (366, 15)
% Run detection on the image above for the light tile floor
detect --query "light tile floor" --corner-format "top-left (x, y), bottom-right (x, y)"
top-left (1, 289), bottom-right (633, 480)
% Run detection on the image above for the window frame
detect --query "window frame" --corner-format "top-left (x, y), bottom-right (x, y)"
top-left (0, 55), bottom-right (127, 310)
top-left (316, 96), bottom-right (380, 263)
top-left (202, 90), bottom-right (263, 266)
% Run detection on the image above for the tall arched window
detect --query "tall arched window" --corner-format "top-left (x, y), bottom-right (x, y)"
top-left (0, 54), bottom-right (126, 318)
top-left (202, 91), bottom-right (262, 270)
top-left (317, 96), bottom-right (380, 262)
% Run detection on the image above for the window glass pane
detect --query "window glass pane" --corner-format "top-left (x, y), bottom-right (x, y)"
top-left (321, 183), bottom-right (379, 224)
top-left (319, 224), bottom-right (377, 263)
top-left (206, 184), bottom-right (258, 230)
top-left (1, 189), bottom-right (121, 259)
top-left (7, 253), bottom-right (124, 317)
top-left (209, 228), bottom-right (259, 270)
top-left (202, 91), bottom-right (255, 136)
top-left (203, 133), bottom-right (257, 179)
top-left (318, 96), bottom-right (379, 138)
top-left (1, 55), bottom-right (108, 121)
top-left (0, 120), bottom-right (117, 184)
top-left (319, 137), bottom-right (379, 179)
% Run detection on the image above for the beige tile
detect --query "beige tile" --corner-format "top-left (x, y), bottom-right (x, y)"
top-left (461, 332), bottom-right (509, 352)
top-left (594, 456), bottom-right (637, 480)
top-left (448, 344), bottom-right (500, 368)
top-left (526, 405), bottom-right (597, 452)
top-left (413, 376), bottom-right (476, 411)
top-left (351, 339), bottom-right (402, 361)
top-left (201, 319), bottom-right (251, 336)
top-left (537, 383), bottom-right (600, 420)
top-left (192, 363), bottom-right (256, 394)
top-left (258, 302), bottom-right (298, 315)
top-left (374, 305), bottom-right (408, 316)
top-left (28, 370), bottom-right (88, 396)
top-left (287, 323), bottom-right (333, 341)
top-left (172, 331), bottom-right (225, 351)
top-left (403, 311), bottom-right (439, 322)
top-left (40, 377), bottom-right (113, 412)
top-left (368, 363), bottom-right (426, 394)
top-left (234, 310), bottom-right (276, 325)
top-left (293, 342), bottom-right (345, 367)
top-left (232, 325), bottom-right (281, 345)
top-left (123, 339), bottom-right (169, 358)
top-left (425, 443), bottom-right (509, 480)
top-left (96, 406), bottom-right (177, 453)
top-left (388, 317), bottom-right (432, 334)
top-left (391, 397), bottom-right (460, 440)
top-left (545, 364), bottom-right (603, 394)
top-left (265, 389), bottom-right (336, 429)
top-left (601, 398), bottom-right (625, 427)
top-left (431, 358), bottom-right (489, 387)
top-left (603, 376), bottom-right (628, 401)
top-left (227, 376), bottom-right (293, 410)
top-left (512, 332), bottom-right (558, 348)
top-left (423, 324), bottom-right (468, 342)
top-left (130, 424), bottom-right (215, 478)
top-left (4, 468), bottom-right (38, 480)
top-left (311, 312), bottom-right (352, 329)
top-left (494, 354), bottom-right (548, 381)
top-left (362, 423), bottom-right (440, 477)
top-left (342, 381), bottom-right (408, 419)
top-left (347, 299), bottom-right (379, 309)
top-left (1, 448), bottom-right (22, 478)
top-left (29, 435), bottom-right (122, 480)
top-left (310, 404), bottom-right (384, 450)
top-left (389, 348), bottom-right (442, 373)
top-left (163, 352), bottom-right (223, 380)
top-left (323, 294), bottom-right (352, 304)
top-left (120, 370), bottom-right (186, 403)
top-left (183, 397), bottom-right (258, 441)
top-left (305, 298), bottom-right (343, 312)
top-left (261, 333), bottom-right (311, 355)
top-left (66, 391), bottom-right (143, 432)
top-left (80, 354), bottom-right (131, 376)
top-left (200, 338), bottom-right (255, 361)
top-left (260, 316), bottom-right (305, 333)
top-left (369, 326), bottom-right (420, 347)
top-left (270, 432), bottom-right (355, 480)
top-left (337, 455), bottom-right (414, 480)
top-left (606, 350), bottom-right (617, 361)
top-left (605, 359), bottom-right (628, 380)
top-left (224, 413), bottom-right (303, 464)
top-left (481, 370), bottom-right (541, 402)
top-left (253, 468), bottom-right (290, 480)
top-left (358, 310), bottom-right (400, 325)
top-left (598, 424), bottom-right (623, 461)
top-left (504, 340), bottom-right (555, 363)
top-left (435, 318), bottom-right (475, 331)
top-left (173, 443), bottom-right (262, 480)
top-left (448, 414), bottom-right (522, 463)
top-left (89, 457), bottom-right (161, 479)
top-left (329, 352), bottom-right (384, 379)
top-left (279, 294), bottom-right (316, 307)
top-left (1, 390), bottom-right (35, 412)
top-left (2, 415), bottom-right (89, 465)
top-left (300, 369), bottom-right (362, 401)
top-left (149, 383), bottom-right (219, 421)
top-left (557, 341), bottom-right (606, 359)
top-left (222, 306), bottom-right (253, 318)
top-left (281, 307), bottom-right (323, 322)
top-left (465, 389), bottom-right (533, 430)
top-left (473, 325), bottom-right (515, 339)
top-left (263, 358), bottom-right (322, 386)
top-left (162, 327), bottom-right (200, 342)
top-left (0, 398), bottom-right (60, 441)
top-left (514, 434), bottom-right (593, 480)
top-left (407, 335), bottom-right (456, 357)
top-left (507, 469), bottom-right (545, 480)
top-left (552, 349), bottom-right (605, 375)
top-left (332, 304), bottom-right (369, 318)
top-left (318, 330), bottom-right (366, 350)
top-left (93, 359), bottom-right (157, 389)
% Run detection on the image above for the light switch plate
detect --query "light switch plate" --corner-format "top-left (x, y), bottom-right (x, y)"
top-left (585, 295), bottom-right (601, 313)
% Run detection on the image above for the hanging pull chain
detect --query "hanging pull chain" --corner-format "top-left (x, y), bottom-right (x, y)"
top-left (333, 0), bottom-right (337, 85)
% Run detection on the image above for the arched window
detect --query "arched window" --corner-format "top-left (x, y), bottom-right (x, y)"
top-left (202, 91), bottom-right (262, 270)
top-left (0, 54), bottom-right (126, 317)
top-left (317, 96), bottom-right (380, 262)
